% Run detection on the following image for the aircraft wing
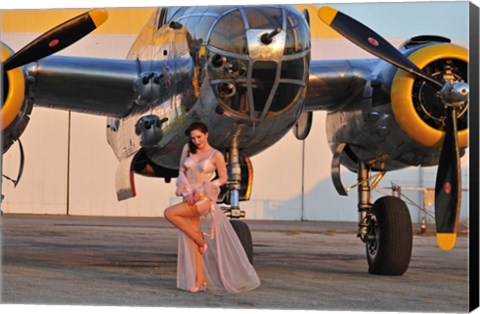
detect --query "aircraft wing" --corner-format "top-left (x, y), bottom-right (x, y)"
top-left (304, 59), bottom-right (378, 112)
top-left (25, 56), bottom-right (140, 118)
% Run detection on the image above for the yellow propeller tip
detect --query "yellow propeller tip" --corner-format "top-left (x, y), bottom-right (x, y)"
top-left (318, 6), bottom-right (338, 25)
top-left (436, 233), bottom-right (457, 251)
top-left (89, 9), bottom-right (108, 27)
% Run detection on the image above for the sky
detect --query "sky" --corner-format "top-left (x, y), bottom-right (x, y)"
top-left (0, 0), bottom-right (476, 42)
top-left (328, 1), bottom-right (471, 41)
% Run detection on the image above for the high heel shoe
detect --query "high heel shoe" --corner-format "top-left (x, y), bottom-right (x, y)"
top-left (189, 282), bottom-right (207, 293)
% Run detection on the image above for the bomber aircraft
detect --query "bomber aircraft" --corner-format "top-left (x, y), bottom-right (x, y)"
top-left (1, 3), bottom-right (473, 275)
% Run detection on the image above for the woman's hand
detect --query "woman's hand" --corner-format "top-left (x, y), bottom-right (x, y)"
top-left (192, 190), bottom-right (202, 203)
top-left (184, 193), bottom-right (196, 206)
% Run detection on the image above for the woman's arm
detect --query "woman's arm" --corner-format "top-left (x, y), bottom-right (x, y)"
top-left (178, 144), bottom-right (189, 176)
top-left (175, 144), bottom-right (194, 201)
top-left (212, 150), bottom-right (228, 187)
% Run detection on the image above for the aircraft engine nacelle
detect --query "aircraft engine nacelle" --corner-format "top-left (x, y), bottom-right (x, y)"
top-left (327, 40), bottom-right (469, 172)
top-left (390, 41), bottom-right (468, 151)
top-left (1, 42), bottom-right (33, 153)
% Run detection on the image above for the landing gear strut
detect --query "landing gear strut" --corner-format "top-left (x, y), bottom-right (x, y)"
top-left (355, 162), bottom-right (413, 275)
top-left (225, 146), bottom-right (246, 219)
top-left (222, 145), bottom-right (253, 263)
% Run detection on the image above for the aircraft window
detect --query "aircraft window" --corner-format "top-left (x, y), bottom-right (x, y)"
top-left (182, 7), bottom-right (197, 17)
top-left (269, 84), bottom-right (302, 113)
top-left (252, 61), bottom-right (277, 114)
top-left (166, 8), bottom-right (180, 21)
top-left (181, 16), bottom-right (201, 35)
top-left (191, 6), bottom-right (210, 15)
top-left (214, 83), bottom-right (249, 114)
top-left (205, 6), bottom-right (235, 16)
top-left (168, 7), bottom-right (187, 22)
top-left (284, 10), bottom-right (310, 55)
top-left (197, 16), bottom-right (216, 41)
top-left (209, 10), bottom-right (247, 54)
top-left (245, 7), bottom-right (282, 29)
top-left (281, 59), bottom-right (304, 80)
top-left (183, 16), bottom-right (216, 42)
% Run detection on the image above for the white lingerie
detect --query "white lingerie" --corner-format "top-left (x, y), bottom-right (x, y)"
top-left (174, 149), bottom-right (261, 292)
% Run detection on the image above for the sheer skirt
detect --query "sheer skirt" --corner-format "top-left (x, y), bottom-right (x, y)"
top-left (176, 204), bottom-right (261, 293)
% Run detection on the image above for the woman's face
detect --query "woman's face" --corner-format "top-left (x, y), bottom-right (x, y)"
top-left (190, 129), bottom-right (208, 150)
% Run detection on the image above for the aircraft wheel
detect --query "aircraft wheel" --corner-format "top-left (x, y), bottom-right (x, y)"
top-left (230, 220), bottom-right (254, 264)
top-left (366, 196), bottom-right (412, 275)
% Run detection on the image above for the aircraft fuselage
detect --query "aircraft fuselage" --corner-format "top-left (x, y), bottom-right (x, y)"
top-left (106, 5), bottom-right (311, 170)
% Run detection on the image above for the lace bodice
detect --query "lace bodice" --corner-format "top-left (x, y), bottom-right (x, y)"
top-left (183, 151), bottom-right (216, 189)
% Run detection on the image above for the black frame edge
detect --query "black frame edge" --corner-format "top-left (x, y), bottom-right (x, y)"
top-left (469, 1), bottom-right (480, 312)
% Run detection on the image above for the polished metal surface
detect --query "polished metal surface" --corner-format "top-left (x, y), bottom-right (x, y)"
top-left (26, 57), bottom-right (140, 117)
top-left (305, 59), bottom-right (377, 111)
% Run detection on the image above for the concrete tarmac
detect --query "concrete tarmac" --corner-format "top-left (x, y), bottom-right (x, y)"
top-left (0, 214), bottom-right (470, 312)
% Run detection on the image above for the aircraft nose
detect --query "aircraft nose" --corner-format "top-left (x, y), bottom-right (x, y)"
top-left (208, 6), bottom-right (310, 59)
top-left (206, 6), bottom-right (310, 120)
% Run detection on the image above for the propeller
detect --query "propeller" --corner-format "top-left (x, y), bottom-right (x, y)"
top-left (318, 6), bottom-right (468, 250)
top-left (434, 105), bottom-right (461, 250)
top-left (317, 7), bottom-right (443, 88)
top-left (3, 9), bottom-right (108, 71)
top-left (1, 9), bottom-right (107, 189)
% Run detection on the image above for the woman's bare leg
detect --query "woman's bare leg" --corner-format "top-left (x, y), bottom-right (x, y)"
top-left (164, 202), bottom-right (205, 247)
top-left (191, 217), bottom-right (206, 286)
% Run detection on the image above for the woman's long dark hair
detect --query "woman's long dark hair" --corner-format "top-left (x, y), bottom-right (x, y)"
top-left (185, 122), bottom-right (208, 154)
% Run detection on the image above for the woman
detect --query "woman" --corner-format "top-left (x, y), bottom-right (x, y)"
top-left (164, 122), bottom-right (260, 293)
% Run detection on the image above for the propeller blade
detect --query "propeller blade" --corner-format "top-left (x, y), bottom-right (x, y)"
top-left (317, 6), bottom-right (442, 88)
top-left (434, 106), bottom-right (461, 250)
top-left (3, 9), bottom-right (108, 71)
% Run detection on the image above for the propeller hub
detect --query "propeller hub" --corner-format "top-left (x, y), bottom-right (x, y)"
top-left (439, 81), bottom-right (469, 107)
top-left (450, 82), bottom-right (469, 103)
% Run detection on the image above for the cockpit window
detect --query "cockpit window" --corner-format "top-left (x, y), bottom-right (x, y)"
top-left (209, 10), bottom-right (248, 54)
top-left (204, 6), bottom-right (236, 16)
top-left (281, 59), bottom-right (304, 80)
top-left (244, 7), bottom-right (282, 29)
top-left (284, 10), bottom-right (310, 54)
top-left (206, 6), bottom-right (310, 121)
top-left (167, 7), bottom-right (186, 22)
top-left (252, 61), bottom-right (277, 115)
top-left (182, 15), bottom-right (216, 43)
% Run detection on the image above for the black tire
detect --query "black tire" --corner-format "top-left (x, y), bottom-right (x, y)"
top-left (230, 220), bottom-right (254, 264)
top-left (366, 196), bottom-right (413, 275)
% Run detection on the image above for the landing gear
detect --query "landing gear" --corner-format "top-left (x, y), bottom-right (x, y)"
top-left (230, 220), bottom-right (254, 264)
top-left (366, 196), bottom-right (412, 275)
top-left (223, 145), bottom-right (253, 264)
top-left (224, 146), bottom-right (246, 219)
top-left (354, 162), bottom-right (413, 275)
